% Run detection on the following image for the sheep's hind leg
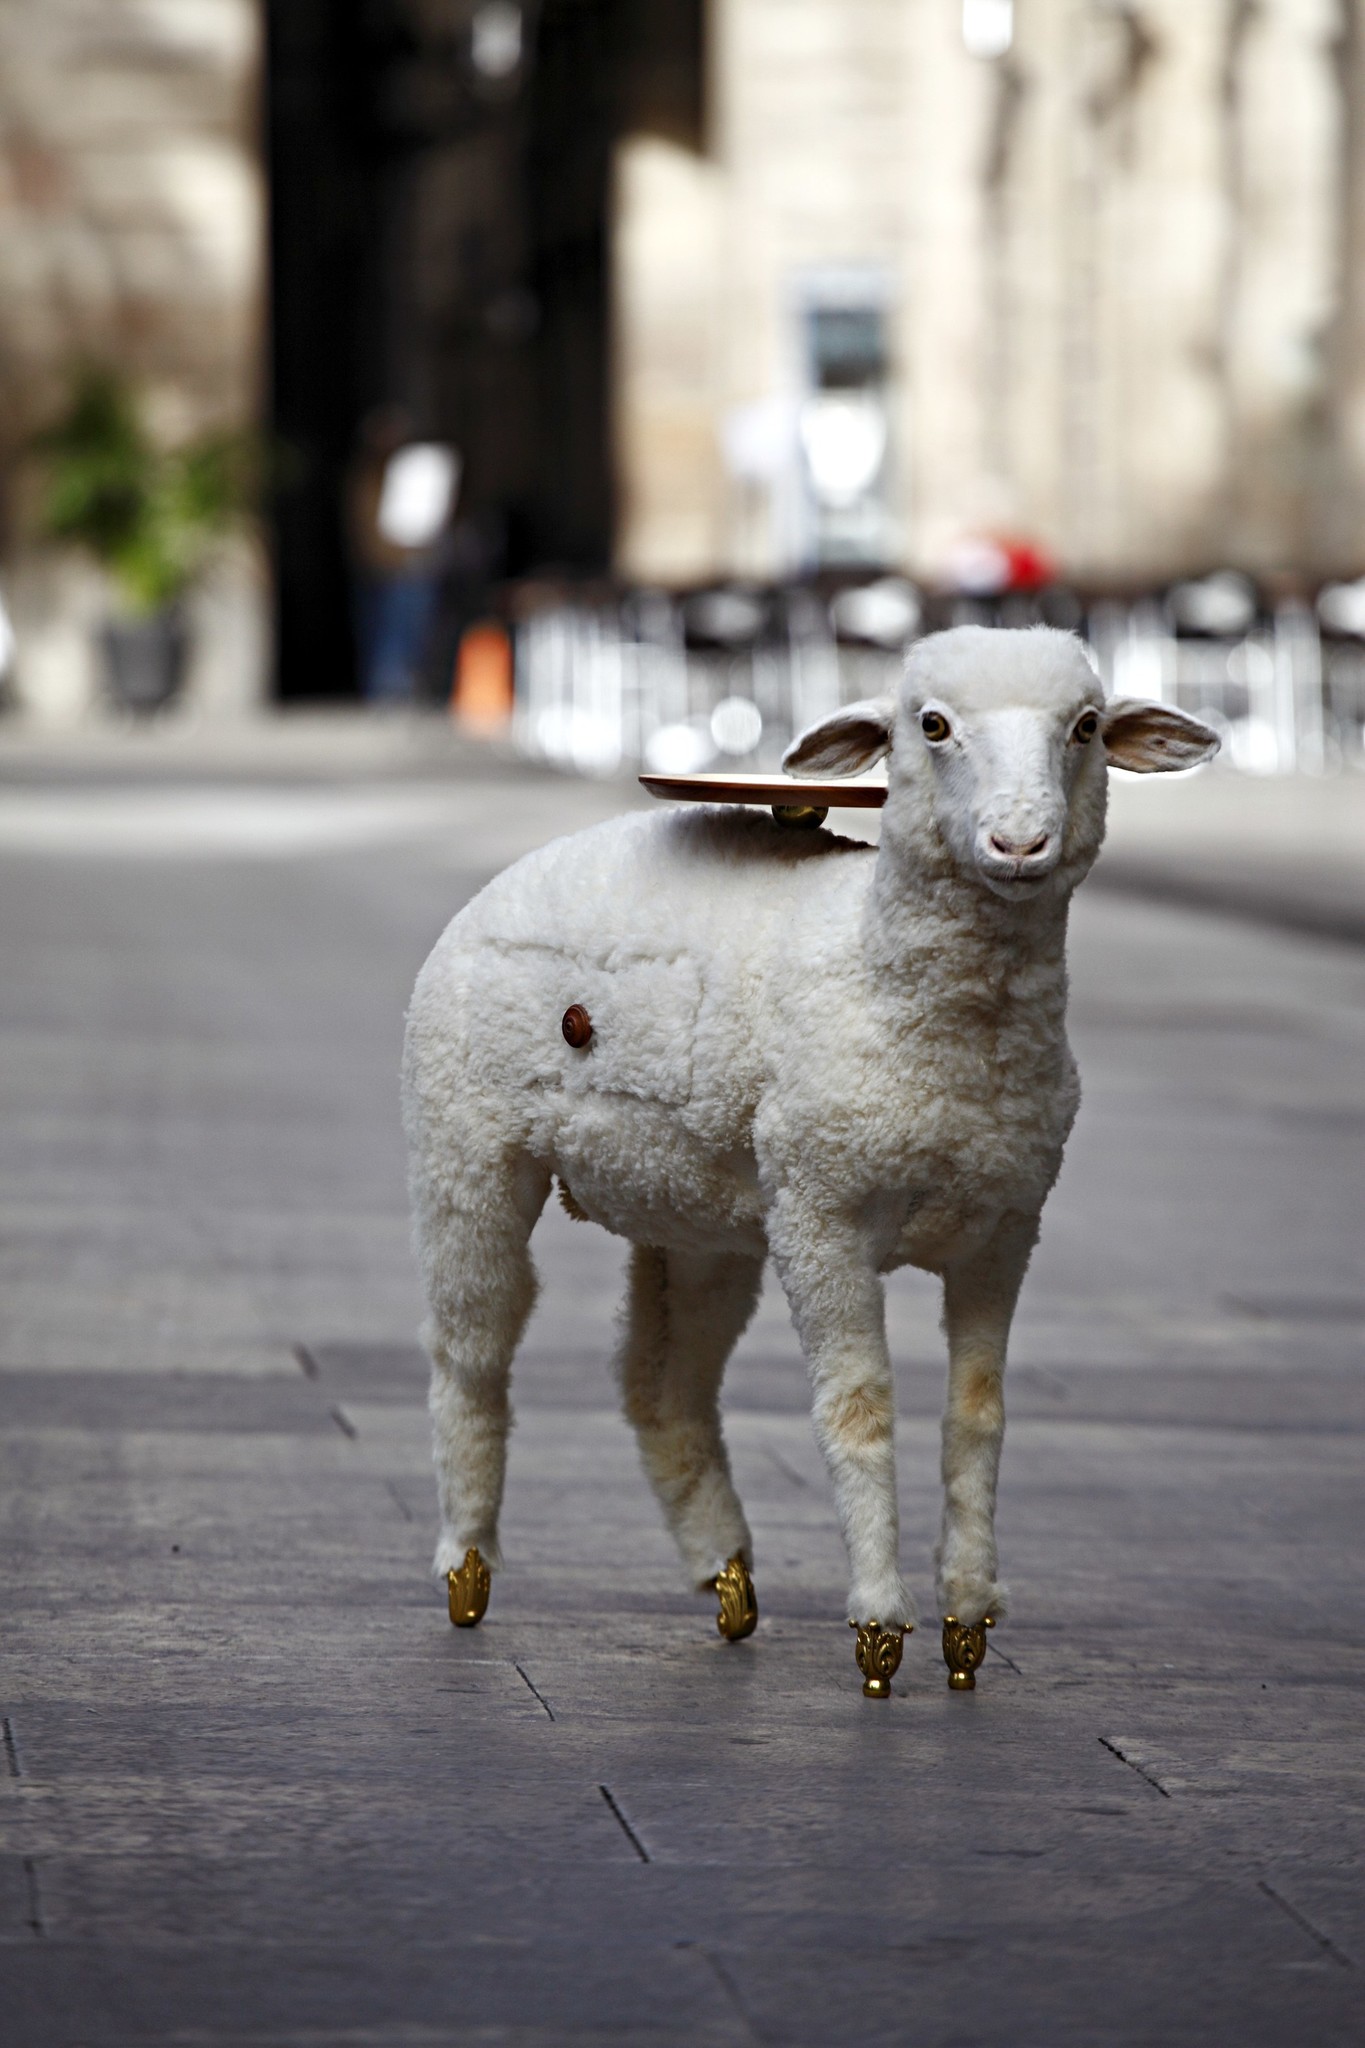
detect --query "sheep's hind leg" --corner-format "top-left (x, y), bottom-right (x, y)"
top-left (616, 1245), bottom-right (763, 1640)
top-left (418, 1150), bottom-right (550, 1626)
top-left (936, 1216), bottom-right (1037, 1688)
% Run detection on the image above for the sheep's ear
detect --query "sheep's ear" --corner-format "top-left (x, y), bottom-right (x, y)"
top-left (1101, 698), bottom-right (1220, 773)
top-left (783, 697), bottom-right (895, 778)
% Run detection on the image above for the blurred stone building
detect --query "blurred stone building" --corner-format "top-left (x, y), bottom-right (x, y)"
top-left (1, 1), bottom-right (1362, 708)
top-left (616, 0), bottom-right (1365, 591)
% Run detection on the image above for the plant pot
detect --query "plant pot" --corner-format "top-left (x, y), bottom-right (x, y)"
top-left (100, 610), bottom-right (188, 713)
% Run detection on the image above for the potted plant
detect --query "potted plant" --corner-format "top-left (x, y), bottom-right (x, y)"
top-left (31, 370), bottom-right (258, 712)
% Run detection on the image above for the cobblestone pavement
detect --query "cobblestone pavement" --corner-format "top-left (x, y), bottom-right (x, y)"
top-left (2, 738), bottom-right (1361, 2045)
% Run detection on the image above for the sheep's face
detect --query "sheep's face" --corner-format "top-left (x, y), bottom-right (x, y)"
top-left (907, 630), bottom-right (1109, 900)
top-left (784, 624), bottom-right (1220, 904)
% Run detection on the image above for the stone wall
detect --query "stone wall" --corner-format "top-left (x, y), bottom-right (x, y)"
top-left (612, 135), bottom-right (725, 582)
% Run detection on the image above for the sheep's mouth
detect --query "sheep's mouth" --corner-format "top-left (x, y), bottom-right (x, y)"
top-left (974, 859), bottom-right (1056, 899)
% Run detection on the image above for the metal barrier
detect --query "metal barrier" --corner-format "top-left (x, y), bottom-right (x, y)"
top-left (511, 584), bottom-right (1365, 779)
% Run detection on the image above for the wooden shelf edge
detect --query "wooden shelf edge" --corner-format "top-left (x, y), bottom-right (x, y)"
top-left (639, 773), bottom-right (888, 810)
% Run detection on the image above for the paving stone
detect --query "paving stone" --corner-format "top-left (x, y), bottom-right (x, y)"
top-left (0, 755), bottom-right (1360, 2044)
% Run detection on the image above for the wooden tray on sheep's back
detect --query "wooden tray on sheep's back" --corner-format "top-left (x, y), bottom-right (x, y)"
top-left (639, 770), bottom-right (888, 824)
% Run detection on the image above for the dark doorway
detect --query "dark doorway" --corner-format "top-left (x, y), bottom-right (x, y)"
top-left (264, 1), bottom-right (703, 701)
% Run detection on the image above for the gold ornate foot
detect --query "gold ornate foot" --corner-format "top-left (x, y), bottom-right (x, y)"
top-left (709, 1555), bottom-right (758, 1641)
top-left (771, 804), bottom-right (828, 829)
top-left (851, 1620), bottom-right (910, 1698)
top-left (447, 1546), bottom-right (491, 1627)
top-left (942, 1614), bottom-right (993, 1689)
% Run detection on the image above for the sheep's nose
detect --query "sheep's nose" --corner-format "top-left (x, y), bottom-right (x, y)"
top-left (990, 831), bottom-right (1050, 860)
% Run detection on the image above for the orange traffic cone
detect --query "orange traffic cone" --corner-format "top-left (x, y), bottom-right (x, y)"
top-left (451, 622), bottom-right (513, 733)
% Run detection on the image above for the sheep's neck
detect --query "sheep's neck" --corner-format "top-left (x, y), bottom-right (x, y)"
top-left (864, 823), bottom-right (1073, 1043)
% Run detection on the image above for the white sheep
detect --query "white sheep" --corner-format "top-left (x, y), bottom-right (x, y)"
top-left (402, 625), bottom-right (1218, 1692)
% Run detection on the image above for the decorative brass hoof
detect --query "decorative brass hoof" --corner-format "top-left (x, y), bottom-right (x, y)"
top-left (447, 1546), bottom-right (491, 1627)
top-left (851, 1619), bottom-right (909, 1698)
top-left (710, 1555), bottom-right (758, 1641)
top-left (771, 804), bottom-right (828, 829)
top-left (942, 1614), bottom-right (993, 1689)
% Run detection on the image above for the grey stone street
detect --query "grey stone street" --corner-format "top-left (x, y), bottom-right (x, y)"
top-left (2, 728), bottom-right (1361, 2046)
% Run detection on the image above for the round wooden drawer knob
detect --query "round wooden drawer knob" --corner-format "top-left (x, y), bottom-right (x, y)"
top-left (561, 1004), bottom-right (593, 1048)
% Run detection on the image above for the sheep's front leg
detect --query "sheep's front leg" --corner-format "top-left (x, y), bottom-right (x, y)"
top-left (770, 1200), bottom-right (913, 1690)
top-left (936, 1213), bottom-right (1038, 1686)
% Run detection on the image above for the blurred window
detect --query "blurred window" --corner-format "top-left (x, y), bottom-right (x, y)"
top-left (796, 285), bottom-right (892, 569)
top-left (808, 307), bottom-right (887, 392)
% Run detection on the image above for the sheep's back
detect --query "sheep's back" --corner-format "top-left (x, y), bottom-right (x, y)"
top-left (405, 806), bottom-right (872, 1150)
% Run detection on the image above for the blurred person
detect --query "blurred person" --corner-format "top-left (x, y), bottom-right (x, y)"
top-left (346, 406), bottom-right (458, 703)
top-left (439, 503), bottom-right (507, 670)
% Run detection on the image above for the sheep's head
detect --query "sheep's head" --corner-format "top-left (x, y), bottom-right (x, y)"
top-left (783, 624), bottom-right (1219, 904)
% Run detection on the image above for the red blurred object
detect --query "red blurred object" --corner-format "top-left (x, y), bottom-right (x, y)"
top-left (944, 533), bottom-right (1058, 596)
top-left (998, 536), bottom-right (1064, 593)
top-left (999, 537), bottom-right (1057, 591)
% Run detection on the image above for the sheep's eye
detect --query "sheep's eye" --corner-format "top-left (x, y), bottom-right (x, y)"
top-left (920, 710), bottom-right (951, 743)
top-left (1073, 711), bottom-right (1100, 745)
